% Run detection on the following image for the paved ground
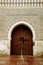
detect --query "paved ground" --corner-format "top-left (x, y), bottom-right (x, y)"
top-left (0, 55), bottom-right (43, 65)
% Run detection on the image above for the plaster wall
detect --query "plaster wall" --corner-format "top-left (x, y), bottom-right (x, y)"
top-left (0, 7), bottom-right (43, 56)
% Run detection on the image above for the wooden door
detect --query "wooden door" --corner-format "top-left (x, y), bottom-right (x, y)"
top-left (11, 25), bottom-right (33, 55)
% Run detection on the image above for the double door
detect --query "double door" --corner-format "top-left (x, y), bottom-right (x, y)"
top-left (11, 25), bottom-right (33, 55)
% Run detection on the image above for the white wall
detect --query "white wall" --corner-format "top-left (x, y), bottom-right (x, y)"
top-left (0, 40), bottom-right (43, 56)
top-left (0, 7), bottom-right (43, 56)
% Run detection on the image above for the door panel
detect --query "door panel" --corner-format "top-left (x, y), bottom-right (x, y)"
top-left (11, 25), bottom-right (33, 55)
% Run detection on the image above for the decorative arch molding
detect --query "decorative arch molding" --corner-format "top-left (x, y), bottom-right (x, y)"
top-left (8, 21), bottom-right (36, 42)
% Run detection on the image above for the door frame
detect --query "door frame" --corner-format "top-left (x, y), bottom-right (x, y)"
top-left (8, 21), bottom-right (36, 55)
top-left (8, 21), bottom-right (36, 42)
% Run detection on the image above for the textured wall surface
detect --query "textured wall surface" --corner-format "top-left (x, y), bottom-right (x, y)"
top-left (0, 7), bottom-right (43, 56)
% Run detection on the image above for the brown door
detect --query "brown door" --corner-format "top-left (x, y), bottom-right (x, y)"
top-left (11, 25), bottom-right (33, 55)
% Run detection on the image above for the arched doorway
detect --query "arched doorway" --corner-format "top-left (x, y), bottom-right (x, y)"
top-left (11, 24), bottom-right (34, 55)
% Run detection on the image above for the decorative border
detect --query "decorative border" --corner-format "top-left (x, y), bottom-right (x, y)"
top-left (8, 21), bottom-right (36, 42)
top-left (0, 1), bottom-right (43, 7)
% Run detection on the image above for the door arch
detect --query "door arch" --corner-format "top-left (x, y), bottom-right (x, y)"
top-left (8, 21), bottom-right (36, 55)
top-left (8, 21), bottom-right (35, 42)
top-left (11, 25), bottom-right (34, 55)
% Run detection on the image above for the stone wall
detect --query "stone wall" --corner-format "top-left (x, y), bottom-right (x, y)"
top-left (0, 7), bottom-right (43, 56)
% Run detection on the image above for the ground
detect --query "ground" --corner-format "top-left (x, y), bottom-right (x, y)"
top-left (0, 55), bottom-right (43, 65)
